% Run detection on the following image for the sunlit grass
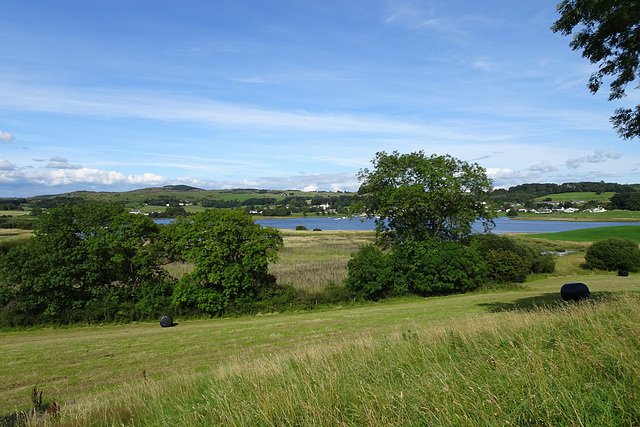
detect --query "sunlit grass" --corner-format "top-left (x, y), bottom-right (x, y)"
top-left (15, 292), bottom-right (640, 426)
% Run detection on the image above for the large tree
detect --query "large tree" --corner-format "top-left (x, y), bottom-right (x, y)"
top-left (352, 151), bottom-right (496, 242)
top-left (552, 0), bottom-right (640, 139)
top-left (0, 202), bottom-right (164, 323)
top-left (162, 208), bottom-right (283, 315)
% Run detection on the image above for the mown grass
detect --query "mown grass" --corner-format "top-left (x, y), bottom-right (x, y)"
top-left (4, 228), bottom-right (640, 425)
top-left (8, 289), bottom-right (640, 426)
top-left (524, 225), bottom-right (640, 243)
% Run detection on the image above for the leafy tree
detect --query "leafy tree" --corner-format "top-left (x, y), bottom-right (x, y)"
top-left (162, 209), bottom-right (283, 315)
top-left (552, 0), bottom-right (640, 139)
top-left (352, 151), bottom-right (496, 242)
top-left (0, 202), bottom-right (165, 324)
top-left (610, 191), bottom-right (640, 210)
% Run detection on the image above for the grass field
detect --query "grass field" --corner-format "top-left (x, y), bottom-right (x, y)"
top-left (3, 229), bottom-right (640, 425)
top-left (504, 210), bottom-right (640, 221)
top-left (533, 191), bottom-right (615, 202)
top-left (525, 225), bottom-right (640, 243)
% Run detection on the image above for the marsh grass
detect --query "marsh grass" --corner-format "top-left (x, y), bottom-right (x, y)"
top-left (162, 231), bottom-right (373, 293)
top-left (24, 293), bottom-right (640, 426)
top-left (269, 231), bottom-right (374, 293)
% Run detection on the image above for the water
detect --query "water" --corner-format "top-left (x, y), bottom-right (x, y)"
top-left (154, 216), bottom-right (638, 234)
top-left (254, 216), bottom-right (639, 234)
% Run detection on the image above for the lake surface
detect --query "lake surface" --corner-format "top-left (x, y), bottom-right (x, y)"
top-left (255, 216), bottom-right (639, 234)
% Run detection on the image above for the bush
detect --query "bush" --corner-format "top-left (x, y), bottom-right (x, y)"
top-left (295, 225), bottom-right (308, 230)
top-left (532, 253), bottom-right (556, 274)
top-left (584, 238), bottom-right (640, 271)
top-left (391, 237), bottom-right (486, 295)
top-left (484, 250), bottom-right (528, 283)
top-left (473, 234), bottom-right (555, 282)
top-left (345, 244), bottom-right (396, 300)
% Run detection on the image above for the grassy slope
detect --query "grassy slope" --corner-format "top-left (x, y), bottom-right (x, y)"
top-left (525, 225), bottom-right (640, 242)
top-left (1, 273), bottom-right (638, 418)
top-left (533, 191), bottom-right (615, 202)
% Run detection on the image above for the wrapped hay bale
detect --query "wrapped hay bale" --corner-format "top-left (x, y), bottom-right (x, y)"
top-left (160, 315), bottom-right (174, 327)
top-left (561, 282), bottom-right (590, 302)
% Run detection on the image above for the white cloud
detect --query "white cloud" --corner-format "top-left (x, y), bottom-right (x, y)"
top-left (528, 161), bottom-right (557, 173)
top-left (45, 156), bottom-right (82, 170)
top-left (0, 131), bottom-right (15, 142)
top-left (0, 159), bottom-right (16, 170)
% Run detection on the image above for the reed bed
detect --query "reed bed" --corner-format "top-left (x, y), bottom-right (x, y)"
top-left (23, 293), bottom-right (640, 426)
top-left (269, 231), bottom-right (373, 293)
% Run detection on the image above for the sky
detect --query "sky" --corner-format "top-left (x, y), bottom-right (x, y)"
top-left (1, 0), bottom-right (639, 197)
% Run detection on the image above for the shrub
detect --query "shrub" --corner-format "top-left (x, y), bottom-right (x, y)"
top-left (473, 234), bottom-right (555, 282)
top-left (391, 237), bottom-right (487, 295)
top-left (484, 250), bottom-right (528, 283)
top-left (584, 238), bottom-right (640, 271)
top-left (345, 244), bottom-right (396, 300)
top-left (532, 253), bottom-right (556, 274)
top-left (295, 225), bottom-right (308, 230)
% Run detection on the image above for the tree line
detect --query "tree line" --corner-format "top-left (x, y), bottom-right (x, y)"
top-left (3, 151), bottom-right (640, 327)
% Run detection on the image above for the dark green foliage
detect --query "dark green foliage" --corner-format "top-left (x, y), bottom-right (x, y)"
top-left (473, 234), bottom-right (555, 283)
top-left (391, 237), bottom-right (486, 295)
top-left (352, 151), bottom-right (496, 243)
top-left (345, 239), bottom-right (487, 300)
top-left (0, 201), bottom-right (170, 326)
top-left (295, 225), bottom-right (308, 231)
top-left (552, 0), bottom-right (640, 139)
top-left (610, 192), bottom-right (640, 210)
top-left (532, 253), bottom-right (556, 274)
top-left (584, 238), bottom-right (640, 271)
top-left (162, 209), bottom-right (283, 315)
top-left (484, 250), bottom-right (528, 283)
top-left (345, 244), bottom-right (396, 300)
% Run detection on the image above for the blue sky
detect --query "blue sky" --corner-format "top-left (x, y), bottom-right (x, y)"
top-left (1, 0), bottom-right (639, 197)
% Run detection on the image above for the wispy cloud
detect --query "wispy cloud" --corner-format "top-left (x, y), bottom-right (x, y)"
top-left (45, 156), bottom-right (82, 170)
top-left (528, 161), bottom-right (557, 173)
top-left (566, 150), bottom-right (622, 169)
top-left (0, 159), bottom-right (16, 170)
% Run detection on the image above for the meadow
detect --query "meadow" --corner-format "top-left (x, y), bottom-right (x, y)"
top-left (2, 229), bottom-right (640, 425)
top-left (533, 191), bottom-right (616, 202)
top-left (525, 224), bottom-right (640, 243)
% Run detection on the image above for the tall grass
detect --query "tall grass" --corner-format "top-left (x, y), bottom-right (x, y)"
top-left (162, 231), bottom-right (373, 294)
top-left (28, 293), bottom-right (640, 426)
top-left (268, 231), bottom-right (374, 293)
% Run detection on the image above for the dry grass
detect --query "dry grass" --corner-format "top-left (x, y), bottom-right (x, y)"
top-left (269, 230), bottom-right (374, 293)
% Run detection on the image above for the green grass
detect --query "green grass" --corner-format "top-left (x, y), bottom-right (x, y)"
top-left (4, 231), bottom-right (640, 425)
top-left (4, 276), bottom-right (640, 425)
top-left (534, 191), bottom-right (615, 202)
top-left (525, 225), bottom-right (640, 242)
top-left (503, 210), bottom-right (640, 221)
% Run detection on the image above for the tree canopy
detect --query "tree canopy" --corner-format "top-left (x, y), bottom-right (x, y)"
top-left (352, 151), bottom-right (496, 242)
top-left (552, 0), bottom-right (640, 139)
top-left (162, 208), bottom-right (283, 314)
top-left (0, 201), bottom-right (165, 324)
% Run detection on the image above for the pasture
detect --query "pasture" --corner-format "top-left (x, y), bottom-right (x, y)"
top-left (525, 225), bottom-right (640, 243)
top-left (533, 191), bottom-right (615, 202)
top-left (2, 228), bottom-right (640, 425)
